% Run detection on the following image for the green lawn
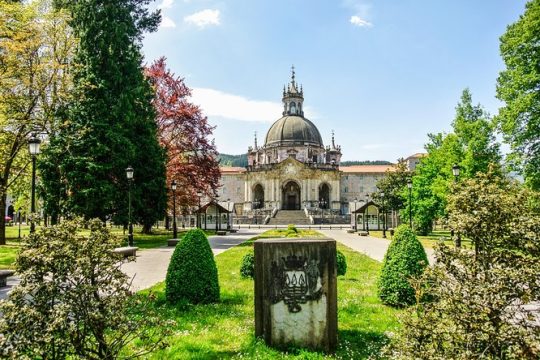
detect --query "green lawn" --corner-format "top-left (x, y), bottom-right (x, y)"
top-left (0, 225), bottom-right (215, 268)
top-left (134, 233), bottom-right (400, 359)
top-left (368, 229), bottom-right (473, 249)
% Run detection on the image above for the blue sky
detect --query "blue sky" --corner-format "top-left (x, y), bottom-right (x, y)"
top-left (142, 0), bottom-right (528, 162)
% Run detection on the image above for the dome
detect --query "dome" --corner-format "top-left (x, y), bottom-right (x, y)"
top-left (264, 115), bottom-right (324, 147)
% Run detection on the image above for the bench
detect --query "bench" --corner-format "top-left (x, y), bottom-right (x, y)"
top-left (358, 231), bottom-right (369, 236)
top-left (346, 229), bottom-right (356, 233)
top-left (168, 239), bottom-right (180, 247)
top-left (113, 247), bottom-right (138, 258)
top-left (216, 230), bottom-right (227, 236)
top-left (0, 269), bottom-right (15, 288)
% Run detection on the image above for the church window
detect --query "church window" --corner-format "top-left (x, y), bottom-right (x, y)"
top-left (290, 102), bottom-right (297, 114)
top-left (344, 187), bottom-right (348, 193)
top-left (359, 186), bottom-right (364, 193)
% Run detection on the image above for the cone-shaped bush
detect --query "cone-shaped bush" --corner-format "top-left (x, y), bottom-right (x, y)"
top-left (336, 250), bottom-right (347, 276)
top-left (166, 229), bottom-right (219, 304)
top-left (378, 225), bottom-right (428, 307)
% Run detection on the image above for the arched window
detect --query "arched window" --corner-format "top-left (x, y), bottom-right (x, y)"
top-left (289, 102), bottom-right (297, 114)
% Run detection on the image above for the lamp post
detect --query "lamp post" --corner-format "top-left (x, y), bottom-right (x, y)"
top-left (452, 164), bottom-right (461, 248)
top-left (353, 198), bottom-right (358, 230)
top-left (226, 198), bottom-right (231, 230)
top-left (126, 166), bottom-right (134, 247)
top-left (196, 190), bottom-right (203, 228)
top-left (381, 192), bottom-right (386, 238)
top-left (365, 193), bottom-right (370, 235)
top-left (18, 208), bottom-right (21, 239)
top-left (28, 135), bottom-right (41, 233)
top-left (171, 180), bottom-right (177, 239)
top-left (407, 179), bottom-right (413, 229)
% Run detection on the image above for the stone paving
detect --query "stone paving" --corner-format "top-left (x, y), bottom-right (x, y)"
top-left (319, 229), bottom-right (436, 264)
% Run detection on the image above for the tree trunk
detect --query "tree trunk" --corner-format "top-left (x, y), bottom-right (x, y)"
top-left (142, 222), bottom-right (152, 234)
top-left (0, 192), bottom-right (6, 245)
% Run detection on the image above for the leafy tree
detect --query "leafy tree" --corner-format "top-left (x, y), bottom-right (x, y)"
top-left (373, 159), bottom-right (411, 226)
top-left (166, 228), bottom-right (220, 304)
top-left (411, 89), bottom-right (501, 234)
top-left (0, 218), bottom-right (171, 359)
top-left (385, 170), bottom-right (540, 359)
top-left (0, 0), bottom-right (74, 243)
top-left (145, 58), bottom-right (220, 213)
top-left (496, 0), bottom-right (540, 190)
top-left (377, 225), bottom-right (428, 307)
top-left (40, 0), bottom-right (167, 232)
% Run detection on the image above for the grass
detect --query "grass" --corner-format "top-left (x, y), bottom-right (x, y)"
top-left (0, 225), bottom-right (215, 268)
top-left (368, 229), bottom-right (473, 249)
top-left (134, 231), bottom-right (401, 359)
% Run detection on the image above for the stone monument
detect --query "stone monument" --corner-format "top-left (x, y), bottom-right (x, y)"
top-left (254, 238), bottom-right (337, 352)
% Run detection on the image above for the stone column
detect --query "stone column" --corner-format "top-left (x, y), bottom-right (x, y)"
top-left (254, 238), bottom-right (338, 352)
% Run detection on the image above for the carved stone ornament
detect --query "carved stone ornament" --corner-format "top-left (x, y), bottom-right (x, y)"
top-left (269, 254), bottom-right (323, 313)
top-left (284, 163), bottom-right (296, 175)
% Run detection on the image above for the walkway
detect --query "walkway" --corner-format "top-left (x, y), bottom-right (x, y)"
top-left (0, 229), bottom-right (265, 300)
top-left (121, 229), bottom-right (265, 292)
top-left (319, 229), bottom-right (436, 264)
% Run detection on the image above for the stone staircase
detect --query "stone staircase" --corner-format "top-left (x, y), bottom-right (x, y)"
top-left (267, 210), bottom-right (311, 225)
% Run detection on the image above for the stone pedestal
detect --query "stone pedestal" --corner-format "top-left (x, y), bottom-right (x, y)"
top-left (254, 238), bottom-right (337, 352)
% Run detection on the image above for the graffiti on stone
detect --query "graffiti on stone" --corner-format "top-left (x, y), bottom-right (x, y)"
top-left (270, 254), bottom-right (323, 313)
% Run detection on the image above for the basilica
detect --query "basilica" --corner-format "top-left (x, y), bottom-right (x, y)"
top-left (217, 69), bottom-right (411, 226)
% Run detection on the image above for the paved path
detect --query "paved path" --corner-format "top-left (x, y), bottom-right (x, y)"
top-left (0, 229), bottom-right (265, 300)
top-left (319, 229), bottom-right (436, 264)
top-left (121, 229), bottom-right (265, 292)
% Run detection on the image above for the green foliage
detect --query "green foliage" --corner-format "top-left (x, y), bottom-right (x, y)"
top-left (385, 170), bottom-right (540, 359)
top-left (340, 160), bottom-right (393, 166)
top-left (239, 249), bottom-right (347, 279)
top-left (240, 252), bottom-right (255, 279)
top-left (40, 0), bottom-right (167, 232)
top-left (496, 0), bottom-right (540, 190)
top-left (0, 218), bottom-right (170, 359)
top-left (378, 225), bottom-right (428, 307)
top-left (287, 224), bottom-right (298, 232)
top-left (336, 250), bottom-right (347, 276)
top-left (411, 89), bottom-right (501, 235)
top-left (373, 158), bottom-right (411, 215)
top-left (217, 153), bottom-right (248, 167)
top-left (166, 229), bottom-right (220, 304)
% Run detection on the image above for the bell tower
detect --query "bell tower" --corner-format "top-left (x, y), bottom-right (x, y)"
top-left (282, 65), bottom-right (304, 117)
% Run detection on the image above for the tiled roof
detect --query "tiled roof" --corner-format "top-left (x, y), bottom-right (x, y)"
top-left (220, 166), bottom-right (246, 174)
top-left (340, 165), bottom-right (395, 173)
top-left (406, 153), bottom-right (427, 159)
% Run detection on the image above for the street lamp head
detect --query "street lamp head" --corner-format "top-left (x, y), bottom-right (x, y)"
top-left (126, 166), bottom-right (134, 180)
top-left (452, 164), bottom-right (461, 177)
top-left (407, 179), bottom-right (412, 189)
top-left (28, 136), bottom-right (41, 156)
top-left (171, 179), bottom-right (177, 191)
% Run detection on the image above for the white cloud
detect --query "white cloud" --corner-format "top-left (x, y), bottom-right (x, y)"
top-left (158, 0), bottom-right (174, 9)
top-left (191, 88), bottom-right (280, 122)
top-left (160, 16), bottom-right (176, 28)
top-left (350, 15), bottom-right (372, 27)
top-left (184, 9), bottom-right (221, 28)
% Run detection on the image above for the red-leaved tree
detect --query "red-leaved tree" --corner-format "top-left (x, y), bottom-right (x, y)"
top-left (145, 57), bottom-right (221, 216)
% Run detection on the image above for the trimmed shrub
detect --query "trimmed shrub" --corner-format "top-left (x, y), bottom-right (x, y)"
top-left (166, 229), bottom-right (219, 304)
top-left (287, 224), bottom-right (298, 233)
top-left (240, 252), bottom-right (255, 279)
top-left (336, 250), bottom-right (347, 276)
top-left (378, 225), bottom-right (428, 307)
top-left (239, 250), bottom-right (347, 278)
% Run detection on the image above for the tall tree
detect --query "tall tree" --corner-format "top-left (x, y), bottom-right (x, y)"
top-left (411, 89), bottom-right (501, 234)
top-left (41, 0), bottom-right (167, 232)
top-left (145, 58), bottom-right (221, 212)
top-left (496, 0), bottom-right (540, 190)
top-left (0, 0), bottom-right (74, 244)
top-left (373, 158), bottom-right (411, 223)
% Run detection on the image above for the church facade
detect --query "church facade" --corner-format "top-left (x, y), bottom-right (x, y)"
top-left (218, 69), bottom-right (395, 224)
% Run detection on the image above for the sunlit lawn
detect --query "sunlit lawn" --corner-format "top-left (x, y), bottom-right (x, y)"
top-left (134, 231), bottom-right (400, 359)
top-left (0, 224), bottom-right (214, 268)
top-left (368, 229), bottom-right (473, 249)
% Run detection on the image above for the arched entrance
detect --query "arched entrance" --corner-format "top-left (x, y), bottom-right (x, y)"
top-left (319, 183), bottom-right (330, 209)
top-left (282, 181), bottom-right (301, 210)
top-left (253, 184), bottom-right (264, 208)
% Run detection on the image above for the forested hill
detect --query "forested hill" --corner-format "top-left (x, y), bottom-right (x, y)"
top-left (218, 153), bottom-right (392, 167)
